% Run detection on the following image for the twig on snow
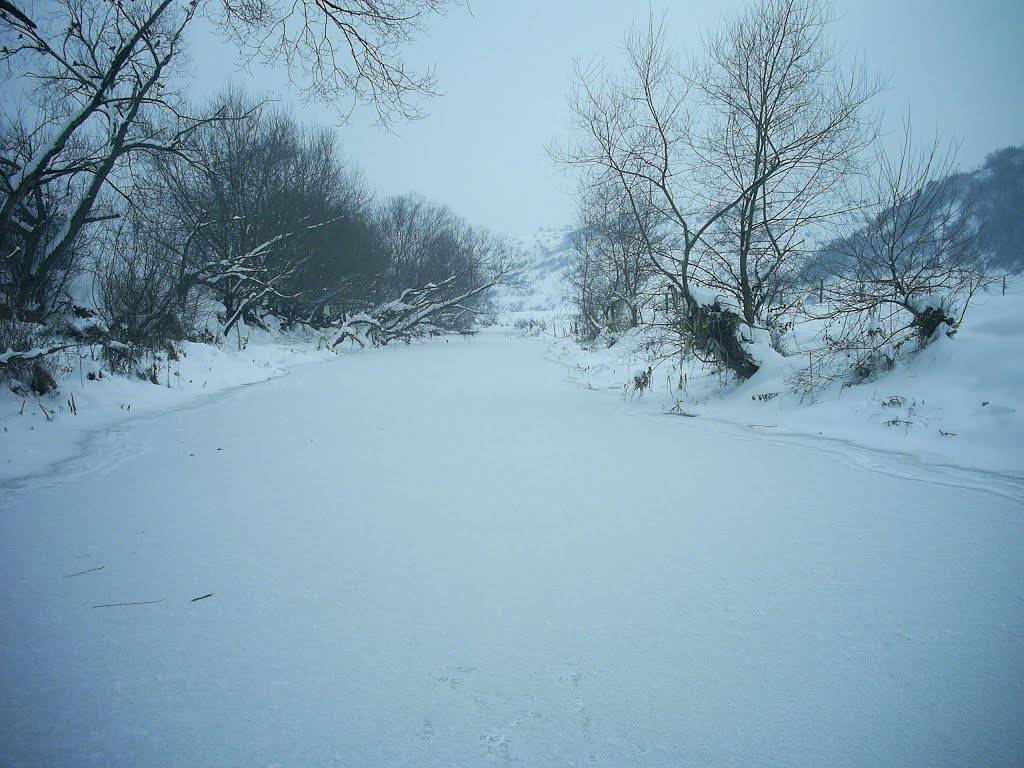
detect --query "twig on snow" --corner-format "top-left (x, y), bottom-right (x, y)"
top-left (64, 566), bottom-right (105, 578)
top-left (92, 599), bottom-right (165, 608)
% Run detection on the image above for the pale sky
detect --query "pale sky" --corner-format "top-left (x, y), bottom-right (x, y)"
top-left (187, 0), bottom-right (1024, 237)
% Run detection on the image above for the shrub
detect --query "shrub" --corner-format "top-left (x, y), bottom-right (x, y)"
top-left (0, 319), bottom-right (59, 394)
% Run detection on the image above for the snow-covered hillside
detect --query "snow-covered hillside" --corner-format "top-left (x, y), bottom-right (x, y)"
top-left (491, 226), bottom-right (575, 320)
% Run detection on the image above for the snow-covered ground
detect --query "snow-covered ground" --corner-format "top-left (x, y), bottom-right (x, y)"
top-left (492, 226), bottom-right (574, 321)
top-left (2, 328), bottom-right (1022, 767)
top-left (493, 229), bottom-right (1023, 487)
top-left (0, 319), bottom-right (338, 484)
top-left (542, 281), bottom-right (1024, 488)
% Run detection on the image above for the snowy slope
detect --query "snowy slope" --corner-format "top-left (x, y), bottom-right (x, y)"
top-left (2, 330), bottom-right (1022, 767)
top-left (544, 281), bottom-right (1024, 484)
top-left (491, 225), bottom-right (575, 320)
top-left (0, 318), bottom-right (339, 483)
top-left (499, 224), bottom-right (1024, 483)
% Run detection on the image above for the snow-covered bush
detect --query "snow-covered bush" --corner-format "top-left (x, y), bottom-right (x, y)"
top-left (513, 317), bottom-right (547, 335)
top-left (0, 320), bottom-right (59, 394)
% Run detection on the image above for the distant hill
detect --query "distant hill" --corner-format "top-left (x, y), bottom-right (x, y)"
top-left (813, 144), bottom-right (1024, 278)
top-left (969, 145), bottom-right (1024, 270)
top-left (492, 226), bottom-right (576, 315)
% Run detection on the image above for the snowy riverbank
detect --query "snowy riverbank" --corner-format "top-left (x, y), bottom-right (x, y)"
top-left (0, 320), bottom-right (339, 484)
top-left (529, 282), bottom-right (1024, 487)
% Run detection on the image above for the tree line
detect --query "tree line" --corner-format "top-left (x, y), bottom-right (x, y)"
top-left (0, 0), bottom-right (522, 390)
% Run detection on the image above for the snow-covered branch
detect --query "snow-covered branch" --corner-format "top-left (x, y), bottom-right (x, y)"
top-left (332, 260), bottom-right (516, 348)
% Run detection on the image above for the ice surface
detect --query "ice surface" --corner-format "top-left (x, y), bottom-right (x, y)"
top-left (1, 328), bottom-right (1022, 767)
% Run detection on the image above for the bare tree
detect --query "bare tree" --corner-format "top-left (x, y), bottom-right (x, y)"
top-left (0, 0), bottom-right (500, 386)
top-left (145, 89), bottom-right (358, 335)
top-left (0, 122), bottom-right (93, 319)
top-left (567, 177), bottom-right (661, 339)
top-left (332, 198), bottom-right (522, 346)
top-left (92, 211), bottom-right (189, 370)
top-left (0, 0), bottom-right (220, 319)
top-left (372, 194), bottom-right (502, 308)
top-left (333, 224), bottom-right (524, 348)
top-left (813, 127), bottom-right (987, 382)
top-left (0, 0), bottom-right (456, 321)
top-left (692, 0), bottom-right (879, 328)
top-left (560, 2), bottom-right (878, 379)
top-left (561, 19), bottom-right (771, 378)
top-left (212, 0), bottom-right (454, 126)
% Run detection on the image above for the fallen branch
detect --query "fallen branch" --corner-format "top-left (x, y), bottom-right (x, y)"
top-left (0, 343), bottom-right (80, 367)
top-left (1, 340), bottom-right (133, 368)
top-left (92, 599), bottom-right (165, 608)
top-left (64, 565), bottom-right (105, 578)
top-left (330, 267), bottom-right (514, 349)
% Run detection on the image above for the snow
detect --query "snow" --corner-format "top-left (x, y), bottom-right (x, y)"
top-left (907, 291), bottom-right (956, 315)
top-left (2, 328), bottom-right (1022, 767)
top-left (543, 281), bottom-right (1024, 487)
top-left (68, 315), bottom-right (109, 336)
top-left (687, 282), bottom-right (740, 313)
top-left (0, 346), bottom-right (58, 365)
top-left (492, 226), bottom-right (575, 320)
top-left (0, 321), bottom-right (338, 483)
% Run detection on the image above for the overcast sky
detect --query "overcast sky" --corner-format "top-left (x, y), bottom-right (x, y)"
top-left (187, 0), bottom-right (1024, 237)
